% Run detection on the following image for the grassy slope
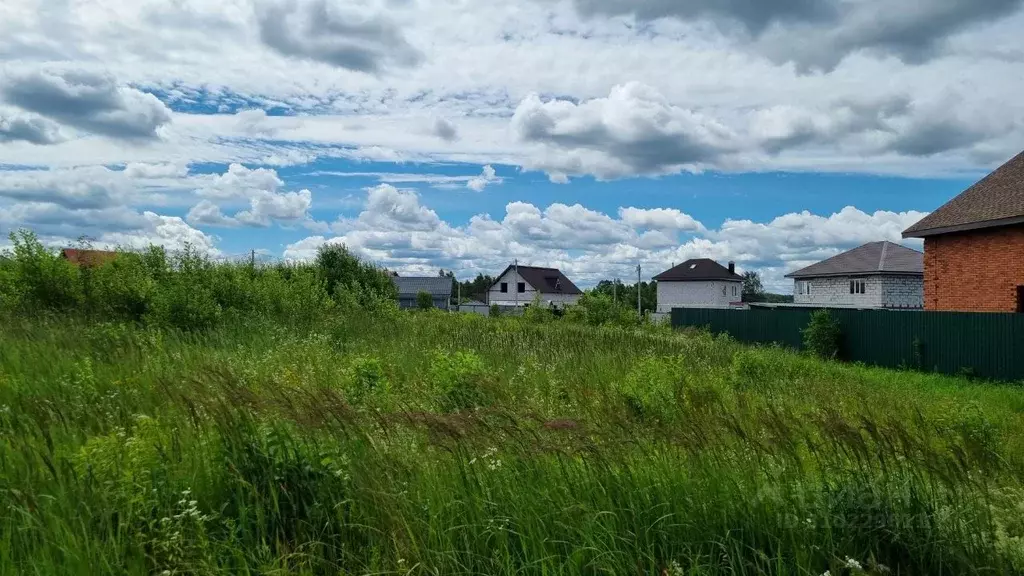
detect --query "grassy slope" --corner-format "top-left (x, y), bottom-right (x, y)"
top-left (2, 312), bottom-right (1024, 575)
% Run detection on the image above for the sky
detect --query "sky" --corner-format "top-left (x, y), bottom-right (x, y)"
top-left (1, 0), bottom-right (1023, 291)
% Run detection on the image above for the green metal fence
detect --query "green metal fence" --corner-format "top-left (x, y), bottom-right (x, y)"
top-left (671, 307), bottom-right (1024, 381)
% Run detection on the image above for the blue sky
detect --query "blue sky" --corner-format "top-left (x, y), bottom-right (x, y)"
top-left (1, 0), bottom-right (1022, 290)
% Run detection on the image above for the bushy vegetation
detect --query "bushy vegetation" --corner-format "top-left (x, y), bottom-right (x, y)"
top-left (0, 231), bottom-right (397, 330)
top-left (3, 232), bottom-right (1024, 575)
top-left (804, 309), bottom-right (843, 359)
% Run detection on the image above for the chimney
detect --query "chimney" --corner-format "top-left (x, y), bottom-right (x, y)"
top-left (728, 261), bottom-right (735, 274)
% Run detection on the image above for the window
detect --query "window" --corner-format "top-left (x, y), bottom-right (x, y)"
top-left (807, 283), bottom-right (811, 296)
top-left (849, 280), bottom-right (865, 295)
top-left (732, 285), bottom-right (738, 297)
top-left (500, 282), bottom-right (508, 293)
top-left (518, 282), bottom-right (526, 293)
top-left (1017, 286), bottom-right (1024, 313)
top-left (722, 286), bottom-right (727, 297)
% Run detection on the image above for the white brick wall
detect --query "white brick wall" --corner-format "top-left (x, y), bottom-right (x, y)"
top-left (793, 275), bottom-right (923, 309)
top-left (657, 280), bottom-right (742, 312)
top-left (487, 269), bottom-right (581, 307)
top-left (881, 275), bottom-right (924, 309)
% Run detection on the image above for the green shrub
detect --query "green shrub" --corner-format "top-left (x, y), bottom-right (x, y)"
top-left (87, 253), bottom-right (155, 320)
top-left (4, 230), bottom-right (82, 310)
top-left (803, 309), bottom-right (842, 359)
top-left (489, 304), bottom-right (500, 317)
top-left (428, 349), bottom-right (490, 411)
top-left (345, 355), bottom-right (390, 402)
top-left (315, 243), bottom-right (397, 304)
top-left (563, 292), bottom-right (638, 327)
top-left (615, 356), bottom-right (679, 420)
top-left (417, 291), bottom-right (434, 310)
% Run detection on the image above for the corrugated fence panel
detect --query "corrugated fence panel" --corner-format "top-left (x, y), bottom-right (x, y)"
top-left (671, 307), bottom-right (1024, 381)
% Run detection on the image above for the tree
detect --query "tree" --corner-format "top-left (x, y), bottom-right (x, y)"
top-left (417, 291), bottom-right (434, 310)
top-left (742, 271), bottom-right (764, 297)
top-left (315, 243), bottom-right (397, 302)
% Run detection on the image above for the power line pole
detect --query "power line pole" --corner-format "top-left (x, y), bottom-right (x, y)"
top-left (637, 264), bottom-right (642, 318)
top-left (514, 258), bottom-right (519, 310)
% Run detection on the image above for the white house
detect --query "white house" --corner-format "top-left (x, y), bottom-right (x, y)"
top-left (653, 259), bottom-right (744, 312)
top-left (786, 241), bottom-right (923, 309)
top-left (487, 265), bottom-right (582, 308)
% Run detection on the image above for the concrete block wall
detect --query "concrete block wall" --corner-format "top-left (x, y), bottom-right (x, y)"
top-left (794, 275), bottom-right (923, 309)
top-left (793, 276), bottom-right (883, 307)
top-left (881, 276), bottom-right (924, 309)
top-left (657, 280), bottom-right (742, 312)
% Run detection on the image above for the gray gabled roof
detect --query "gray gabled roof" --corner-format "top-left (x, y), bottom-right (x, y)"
top-left (492, 265), bottom-right (583, 295)
top-left (904, 150), bottom-right (1024, 238)
top-left (785, 242), bottom-right (923, 279)
top-left (653, 259), bottom-right (742, 282)
top-left (392, 277), bottom-right (452, 298)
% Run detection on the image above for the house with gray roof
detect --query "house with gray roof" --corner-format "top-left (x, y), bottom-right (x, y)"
top-left (653, 259), bottom-right (744, 312)
top-left (391, 276), bottom-right (452, 310)
top-left (487, 265), bottom-right (582, 308)
top-left (786, 241), bottom-right (924, 309)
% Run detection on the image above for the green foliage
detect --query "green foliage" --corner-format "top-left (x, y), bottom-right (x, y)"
top-left (803, 309), bottom-right (843, 359)
top-left (742, 270), bottom-right (764, 297)
top-left (6, 243), bottom-right (1024, 575)
top-left (615, 356), bottom-right (679, 420)
top-left (428, 349), bottom-right (490, 411)
top-left (563, 292), bottom-right (639, 327)
top-left (416, 290), bottom-right (434, 310)
top-left (522, 294), bottom-right (554, 323)
top-left (3, 230), bottom-right (82, 310)
top-left (345, 355), bottom-right (390, 402)
top-left (0, 229), bottom-right (339, 331)
top-left (489, 303), bottom-right (500, 317)
top-left (315, 243), bottom-right (396, 305)
top-left (591, 279), bottom-right (656, 314)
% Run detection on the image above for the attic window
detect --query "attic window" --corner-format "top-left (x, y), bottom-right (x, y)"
top-left (689, 264), bottom-right (697, 269)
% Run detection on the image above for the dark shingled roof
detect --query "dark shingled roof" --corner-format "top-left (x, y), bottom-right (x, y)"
top-left (391, 277), bottom-right (452, 298)
top-left (492, 265), bottom-right (582, 295)
top-left (904, 150), bottom-right (1024, 238)
top-left (785, 242), bottom-right (923, 279)
top-left (653, 259), bottom-right (742, 282)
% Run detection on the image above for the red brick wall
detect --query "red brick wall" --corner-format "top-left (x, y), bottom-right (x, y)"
top-left (924, 225), bottom-right (1024, 312)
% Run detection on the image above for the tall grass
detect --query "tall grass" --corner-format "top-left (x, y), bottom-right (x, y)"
top-left (3, 232), bottom-right (1024, 574)
top-left (3, 311), bottom-right (1024, 575)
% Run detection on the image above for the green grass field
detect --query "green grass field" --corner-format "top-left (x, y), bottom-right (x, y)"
top-left (3, 310), bottom-right (1024, 575)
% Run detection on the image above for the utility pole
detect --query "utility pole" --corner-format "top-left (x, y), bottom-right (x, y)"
top-left (637, 264), bottom-right (642, 318)
top-left (514, 259), bottom-right (519, 310)
top-left (613, 279), bottom-right (617, 303)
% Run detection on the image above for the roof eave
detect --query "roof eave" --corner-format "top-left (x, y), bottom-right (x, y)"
top-left (655, 276), bottom-right (743, 282)
top-left (786, 271), bottom-right (923, 279)
top-left (903, 215), bottom-right (1024, 238)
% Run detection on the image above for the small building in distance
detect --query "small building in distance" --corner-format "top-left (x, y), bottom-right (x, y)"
top-left (786, 241), bottom-right (923, 309)
top-left (391, 276), bottom-right (452, 310)
top-left (653, 259), bottom-right (743, 312)
top-left (487, 265), bottom-right (582, 308)
top-left (903, 150), bottom-right (1024, 312)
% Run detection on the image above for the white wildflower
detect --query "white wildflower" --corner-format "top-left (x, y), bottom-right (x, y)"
top-left (844, 557), bottom-right (862, 571)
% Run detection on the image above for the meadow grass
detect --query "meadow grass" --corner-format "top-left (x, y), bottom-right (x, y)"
top-left (2, 311), bottom-right (1024, 575)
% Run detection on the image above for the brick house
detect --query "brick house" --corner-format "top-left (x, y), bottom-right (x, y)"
top-left (903, 151), bottom-right (1024, 312)
top-left (786, 242), bottom-right (924, 309)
